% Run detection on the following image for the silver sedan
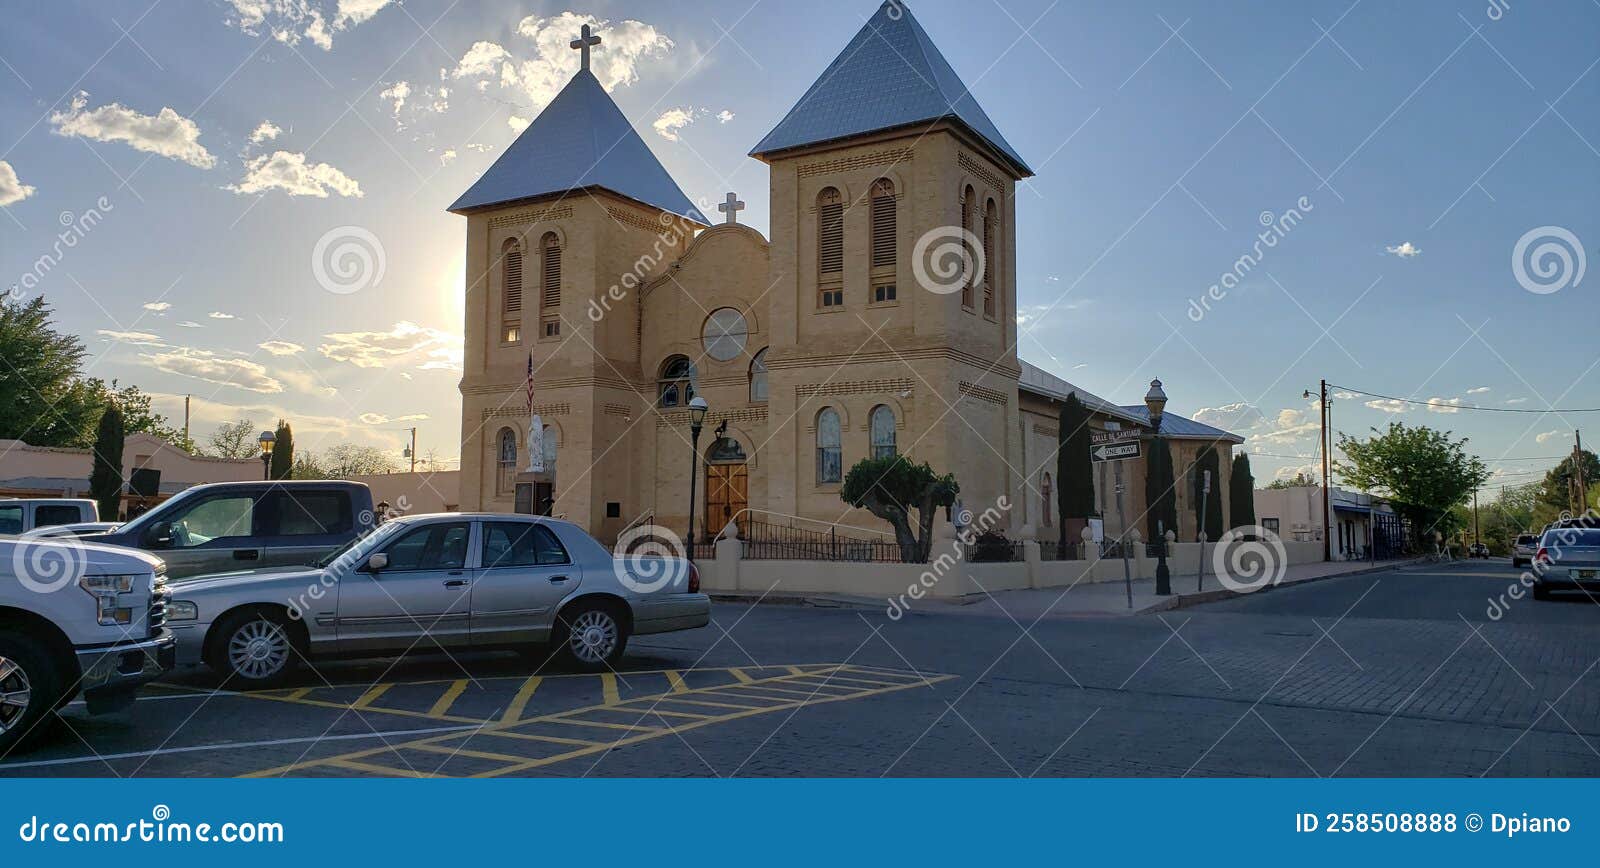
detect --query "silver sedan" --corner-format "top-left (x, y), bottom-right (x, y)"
top-left (165, 514), bottom-right (710, 686)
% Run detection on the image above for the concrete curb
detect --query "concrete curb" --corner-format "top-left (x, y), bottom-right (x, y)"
top-left (1133, 558), bottom-right (1427, 615)
top-left (709, 592), bottom-right (885, 611)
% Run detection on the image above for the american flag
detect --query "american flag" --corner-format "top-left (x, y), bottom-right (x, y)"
top-left (525, 351), bottom-right (536, 413)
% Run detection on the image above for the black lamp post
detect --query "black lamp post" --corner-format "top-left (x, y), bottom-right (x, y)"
top-left (1146, 379), bottom-right (1172, 596)
top-left (257, 430), bottom-right (276, 481)
top-left (686, 396), bottom-right (708, 563)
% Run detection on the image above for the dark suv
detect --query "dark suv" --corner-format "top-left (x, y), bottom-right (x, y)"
top-left (84, 481), bottom-right (377, 579)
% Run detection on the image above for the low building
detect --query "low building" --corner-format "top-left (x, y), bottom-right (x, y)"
top-left (1253, 484), bottom-right (1400, 560)
top-left (349, 470), bottom-right (462, 519)
top-left (0, 433), bottom-right (259, 519)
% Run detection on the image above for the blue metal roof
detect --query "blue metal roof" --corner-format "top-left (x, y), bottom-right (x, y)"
top-left (1117, 407), bottom-right (1246, 444)
top-left (750, 2), bottom-right (1032, 177)
top-left (449, 70), bottom-right (708, 222)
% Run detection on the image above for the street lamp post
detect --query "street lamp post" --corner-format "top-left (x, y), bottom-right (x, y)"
top-left (257, 430), bottom-right (276, 481)
top-left (1146, 379), bottom-right (1172, 596)
top-left (686, 397), bottom-right (709, 564)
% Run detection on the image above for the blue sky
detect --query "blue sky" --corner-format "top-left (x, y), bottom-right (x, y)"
top-left (1, 0), bottom-right (1596, 487)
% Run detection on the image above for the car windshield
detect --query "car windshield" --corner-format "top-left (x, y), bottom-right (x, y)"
top-left (1517, 535), bottom-right (1536, 544)
top-left (115, 488), bottom-right (201, 537)
top-left (320, 521), bottom-right (408, 571)
top-left (1542, 528), bottom-right (1600, 548)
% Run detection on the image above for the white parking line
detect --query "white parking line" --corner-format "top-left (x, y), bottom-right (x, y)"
top-left (0, 724), bottom-right (479, 770)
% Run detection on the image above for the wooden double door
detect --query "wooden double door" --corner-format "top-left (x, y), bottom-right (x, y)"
top-left (704, 463), bottom-right (748, 540)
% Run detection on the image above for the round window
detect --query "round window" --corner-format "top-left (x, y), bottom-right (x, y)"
top-left (701, 308), bottom-right (748, 361)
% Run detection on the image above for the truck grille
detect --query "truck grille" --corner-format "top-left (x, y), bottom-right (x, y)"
top-left (148, 578), bottom-right (170, 636)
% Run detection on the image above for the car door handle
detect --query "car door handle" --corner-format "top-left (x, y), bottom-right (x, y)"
top-left (549, 575), bottom-right (570, 584)
top-left (233, 549), bottom-right (259, 561)
top-left (444, 580), bottom-right (469, 589)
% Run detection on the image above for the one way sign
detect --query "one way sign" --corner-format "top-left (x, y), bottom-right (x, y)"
top-left (1090, 429), bottom-right (1141, 463)
top-left (1092, 442), bottom-right (1141, 462)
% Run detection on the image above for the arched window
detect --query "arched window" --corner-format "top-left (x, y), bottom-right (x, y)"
top-left (870, 179), bottom-right (896, 268)
top-left (658, 356), bottom-right (696, 408)
top-left (817, 188), bottom-right (844, 308)
top-left (539, 232), bottom-right (562, 339)
top-left (870, 405), bottom-right (896, 459)
top-left (983, 199), bottom-right (998, 318)
top-left (495, 427), bottom-right (518, 495)
top-left (960, 186), bottom-right (976, 309)
top-left (501, 238), bottom-right (523, 343)
top-left (816, 408), bottom-right (842, 484)
top-left (749, 348), bottom-right (769, 402)
top-left (1041, 472), bottom-right (1053, 529)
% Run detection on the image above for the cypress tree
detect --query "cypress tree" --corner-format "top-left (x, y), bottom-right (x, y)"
top-left (1056, 393), bottom-right (1095, 551)
top-left (1145, 436), bottom-right (1179, 543)
top-left (270, 420), bottom-right (294, 480)
top-left (88, 403), bottom-right (125, 520)
top-left (1230, 452), bottom-right (1257, 529)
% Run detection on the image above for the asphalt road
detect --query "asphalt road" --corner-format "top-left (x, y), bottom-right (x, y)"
top-left (3, 558), bottom-right (1595, 777)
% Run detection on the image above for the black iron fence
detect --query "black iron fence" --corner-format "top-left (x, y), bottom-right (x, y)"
top-left (736, 519), bottom-right (908, 563)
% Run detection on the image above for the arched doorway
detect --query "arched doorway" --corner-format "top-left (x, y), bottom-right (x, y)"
top-left (704, 435), bottom-right (749, 540)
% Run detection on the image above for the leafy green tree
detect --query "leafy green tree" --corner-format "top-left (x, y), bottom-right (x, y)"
top-left (1230, 452), bottom-right (1257, 528)
top-left (205, 418), bottom-right (258, 459)
top-left (88, 403), bottom-right (125, 520)
top-left (1144, 437), bottom-right (1179, 542)
top-left (0, 294), bottom-right (91, 445)
top-left (292, 451), bottom-right (330, 481)
top-left (1055, 394), bottom-right (1094, 551)
top-left (270, 420), bottom-right (294, 480)
top-left (1536, 449), bottom-right (1599, 515)
top-left (1191, 445), bottom-right (1225, 541)
top-left (319, 443), bottom-right (400, 479)
top-left (840, 456), bottom-right (959, 563)
top-left (1335, 422), bottom-right (1490, 546)
top-left (1265, 472), bottom-right (1318, 489)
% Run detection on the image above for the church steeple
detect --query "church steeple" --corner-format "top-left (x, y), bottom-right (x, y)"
top-left (448, 24), bottom-right (707, 223)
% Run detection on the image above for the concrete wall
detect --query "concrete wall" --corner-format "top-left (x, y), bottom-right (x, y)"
top-left (349, 470), bottom-right (461, 517)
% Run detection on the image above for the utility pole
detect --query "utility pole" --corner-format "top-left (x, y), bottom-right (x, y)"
top-left (409, 427), bottom-right (418, 473)
top-left (1320, 379), bottom-right (1331, 563)
top-left (1576, 431), bottom-right (1587, 513)
top-left (1473, 489), bottom-right (1480, 545)
top-left (183, 394), bottom-right (191, 443)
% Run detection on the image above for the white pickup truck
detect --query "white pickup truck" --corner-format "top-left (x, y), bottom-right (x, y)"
top-left (0, 534), bottom-right (175, 754)
top-left (0, 499), bottom-right (101, 535)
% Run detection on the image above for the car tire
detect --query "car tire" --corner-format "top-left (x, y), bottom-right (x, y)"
top-left (1532, 582), bottom-right (1551, 601)
top-left (208, 608), bottom-right (302, 689)
top-left (1512, 558), bottom-right (1525, 568)
top-left (0, 632), bottom-right (65, 756)
top-left (552, 601), bottom-right (629, 672)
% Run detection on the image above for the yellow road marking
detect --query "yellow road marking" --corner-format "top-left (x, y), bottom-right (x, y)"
top-left (601, 673), bottom-right (620, 706)
top-left (650, 696), bottom-right (769, 711)
top-left (406, 742), bottom-right (530, 765)
top-left (428, 680), bottom-right (470, 718)
top-left (329, 758), bottom-right (440, 778)
top-left (540, 716), bottom-right (666, 733)
top-left (729, 668), bottom-right (755, 684)
top-left (786, 665), bottom-right (806, 676)
top-left (284, 687), bottom-right (313, 700)
top-left (665, 670), bottom-right (689, 693)
top-left (612, 707), bottom-right (709, 720)
top-left (698, 688), bottom-right (805, 703)
top-left (725, 684), bottom-right (853, 700)
top-left (480, 731), bottom-right (601, 747)
top-left (502, 676), bottom-right (542, 723)
top-left (352, 683), bottom-right (394, 709)
top-left (810, 673), bottom-right (914, 687)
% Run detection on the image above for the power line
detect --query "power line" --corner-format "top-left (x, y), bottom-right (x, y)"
top-left (1330, 385), bottom-right (1600, 414)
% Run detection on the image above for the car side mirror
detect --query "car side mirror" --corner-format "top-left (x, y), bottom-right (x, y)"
top-left (145, 522), bottom-right (173, 548)
top-left (365, 552), bottom-right (389, 573)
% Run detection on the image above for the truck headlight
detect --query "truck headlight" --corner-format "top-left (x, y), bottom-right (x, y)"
top-left (168, 600), bottom-right (199, 622)
top-left (80, 573), bottom-right (141, 626)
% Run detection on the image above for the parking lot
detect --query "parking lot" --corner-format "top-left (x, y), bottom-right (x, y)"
top-left (3, 558), bottom-right (1597, 777)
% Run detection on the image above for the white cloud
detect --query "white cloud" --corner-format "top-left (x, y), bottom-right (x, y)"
top-left (249, 120), bottom-right (282, 145)
top-left (1385, 241), bottom-right (1421, 258)
top-left (716, 109), bottom-right (735, 124)
top-left (209, 311), bottom-right (236, 320)
top-left (258, 340), bottom-right (305, 356)
top-left (97, 329), bottom-right (165, 346)
top-left (439, 148), bottom-right (457, 166)
top-left (335, 0), bottom-right (392, 28)
top-left (1536, 430), bottom-right (1562, 444)
top-left (142, 301), bottom-right (172, 312)
top-left (359, 412), bottom-right (429, 425)
top-left (177, 320), bottom-right (203, 329)
top-left (1425, 397), bottom-right (1462, 414)
top-left (507, 115), bottom-right (531, 133)
top-left (652, 107), bottom-right (697, 142)
top-left (1193, 402), bottom-right (1267, 432)
top-left (0, 160), bottom-right (35, 206)
top-left (452, 13), bottom-right (672, 115)
top-left (229, 150), bottom-right (363, 198)
top-left (50, 92), bottom-right (215, 169)
top-left (1366, 399), bottom-right (1407, 413)
top-left (1505, 397), bottom-right (1528, 405)
top-left (379, 81), bottom-right (410, 116)
top-left (141, 348), bottom-right (283, 393)
top-left (1467, 386), bottom-right (1490, 395)
top-left (466, 142), bottom-right (494, 153)
top-left (1333, 390), bottom-right (1359, 400)
top-left (1272, 463), bottom-right (1321, 483)
top-left (225, 0), bottom-right (393, 51)
top-left (319, 321), bottom-right (460, 371)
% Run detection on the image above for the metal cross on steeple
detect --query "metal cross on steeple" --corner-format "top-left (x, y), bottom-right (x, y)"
top-left (570, 24), bottom-right (602, 71)
top-left (718, 192), bottom-right (745, 225)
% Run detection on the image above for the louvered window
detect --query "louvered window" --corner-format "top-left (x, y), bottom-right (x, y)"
top-left (960, 188), bottom-right (975, 310)
top-left (870, 179), bottom-right (896, 269)
top-left (502, 240), bottom-right (523, 314)
top-left (818, 188), bottom-right (844, 276)
top-left (541, 233), bottom-right (561, 310)
top-left (983, 199), bottom-right (998, 318)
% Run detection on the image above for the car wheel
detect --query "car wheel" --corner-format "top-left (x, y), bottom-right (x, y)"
top-left (0, 633), bottom-right (64, 755)
top-left (554, 602), bottom-right (629, 672)
top-left (210, 609), bottom-right (301, 688)
top-left (1532, 582), bottom-right (1551, 601)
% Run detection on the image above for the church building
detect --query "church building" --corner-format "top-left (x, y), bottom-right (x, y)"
top-left (451, 3), bottom-right (1243, 548)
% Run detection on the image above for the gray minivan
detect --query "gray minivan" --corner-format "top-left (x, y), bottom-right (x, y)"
top-left (84, 481), bottom-right (376, 579)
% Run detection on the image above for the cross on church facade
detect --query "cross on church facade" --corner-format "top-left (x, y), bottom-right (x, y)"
top-left (570, 24), bottom-right (601, 71)
top-left (718, 192), bottom-right (745, 225)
